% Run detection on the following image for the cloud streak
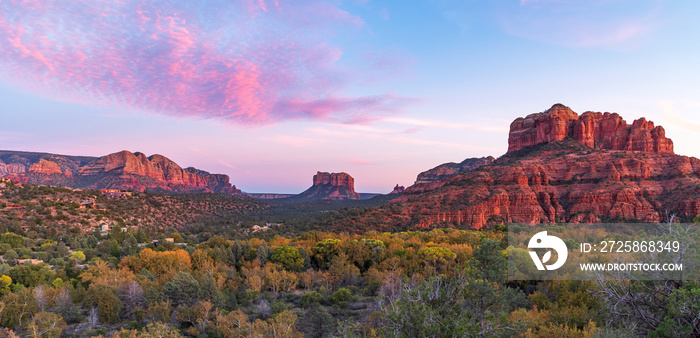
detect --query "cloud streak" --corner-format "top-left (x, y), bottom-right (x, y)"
top-left (384, 117), bottom-right (508, 132)
top-left (0, 0), bottom-right (410, 124)
top-left (498, 0), bottom-right (661, 48)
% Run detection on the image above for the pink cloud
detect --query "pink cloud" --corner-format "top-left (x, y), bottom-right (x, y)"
top-left (0, 0), bottom-right (410, 124)
top-left (273, 94), bottom-right (414, 123)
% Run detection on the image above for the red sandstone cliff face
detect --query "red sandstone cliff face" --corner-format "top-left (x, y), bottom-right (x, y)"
top-left (0, 150), bottom-right (242, 195)
top-left (29, 159), bottom-right (65, 175)
top-left (376, 105), bottom-right (697, 230)
top-left (395, 141), bottom-right (700, 229)
top-left (76, 151), bottom-right (243, 194)
top-left (296, 172), bottom-right (361, 200)
top-left (313, 171), bottom-right (355, 189)
top-left (508, 104), bottom-right (673, 154)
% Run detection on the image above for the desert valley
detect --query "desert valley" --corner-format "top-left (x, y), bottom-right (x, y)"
top-left (0, 104), bottom-right (699, 336)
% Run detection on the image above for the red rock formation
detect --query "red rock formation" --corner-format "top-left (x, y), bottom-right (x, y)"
top-left (397, 143), bottom-right (700, 229)
top-left (414, 156), bottom-right (494, 185)
top-left (28, 159), bottom-right (64, 175)
top-left (0, 162), bottom-right (26, 176)
top-left (77, 151), bottom-right (242, 194)
top-left (508, 104), bottom-right (674, 154)
top-left (313, 171), bottom-right (355, 188)
top-left (390, 184), bottom-right (405, 194)
top-left (296, 172), bottom-right (361, 200)
top-left (384, 105), bottom-right (695, 230)
top-left (508, 104), bottom-right (579, 152)
top-left (0, 150), bottom-right (243, 195)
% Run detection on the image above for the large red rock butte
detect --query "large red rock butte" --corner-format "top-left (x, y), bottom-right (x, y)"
top-left (377, 104), bottom-right (700, 230)
top-left (313, 171), bottom-right (355, 188)
top-left (296, 172), bottom-right (361, 200)
top-left (508, 104), bottom-right (673, 154)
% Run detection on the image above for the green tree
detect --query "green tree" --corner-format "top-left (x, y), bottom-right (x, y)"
top-left (418, 246), bottom-right (457, 273)
top-left (271, 246), bottom-right (305, 271)
top-left (199, 273), bottom-right (223, 307)
top-left (651, 283), bottom-right (700, 337)
top-left (301, 291), bottom-right (323, 308)
top-left (312, 239), bottom-right (340, 269)
top-left (464, 239), bottom-right (527, 336)
top-left (26, 311), bottom-right (66, 338)
top-left (377, 276), bottom-right (472, 337)
top-left (84, 284), bottom-right (123, 324)
top-left (256, 244), bottom-right (271, 266)
top-left (3, 249), bottom-right (18, 264)
top-left (163, 272), bottom-right (200, 306)
top-left (301, 304), bottom-right (336, 338)
top-left (417, 247), bottom-right (456, 263)
top-left (69, 251), bottom-right (86, 262)
top-left (0, 275), bottom-right (11, 294)
top-left (331, 288), bottom-right (352, 309)
top-left (7, 264), bottom-right (54, 287)
top-left (0, 233), bottom-right (25, 248)
top-left (1, 288), bottom-right (38, 328)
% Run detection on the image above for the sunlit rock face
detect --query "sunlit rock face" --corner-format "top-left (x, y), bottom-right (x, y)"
top-left (508, 104), bottom-right (673, 154)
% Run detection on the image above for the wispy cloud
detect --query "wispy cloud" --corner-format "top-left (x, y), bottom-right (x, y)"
top-left (659, 100), bottom-right (700, 133)
top-left (384, 117), bottom-right (508, 132)
top-left (499, 0), bottom-right (661, 48)
top-left (260, 135), bottom-right (325, 148)
top-left (0, 0), bottom-right (412, 125)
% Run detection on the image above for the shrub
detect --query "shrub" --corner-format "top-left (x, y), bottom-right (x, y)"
top-left (301, 291), bottom-right (323, 308)
top-left (331, 288), bottom-right (352, 308)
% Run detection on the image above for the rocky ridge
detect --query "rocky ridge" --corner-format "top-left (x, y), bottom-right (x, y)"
top-left (414, 156), bottom-right (495, 185)
top-left (508, 104), bottom-right (673, 154)
top-left (0, 150), bottom-right (242, 195)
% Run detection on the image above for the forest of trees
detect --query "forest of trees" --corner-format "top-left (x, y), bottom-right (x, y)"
top-left (0, 224), bottom-right (698, 337)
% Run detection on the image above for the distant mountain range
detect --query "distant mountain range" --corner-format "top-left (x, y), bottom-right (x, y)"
top-left (0, 150), bottom-right (243, 195)
top-left (0, 151), bottom-right (387, 201)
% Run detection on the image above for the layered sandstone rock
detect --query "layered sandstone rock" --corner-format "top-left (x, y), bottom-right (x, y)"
top-left (386, 105), bottom-right (696, 230)
top-left (313, 171), bottom-right (354, 188)
top-left (0, 162), bottom-right (26, 176)
top-left (414, 156), bottom-right (495, 185)
top-left (296, 172), bottom-right (361, 200)
top-left (0, 150), bottom-right (243, 195)
top-left (396, 142), bottom-right (700, 229)
top-left (29, 159), bottom-right (65, 175)
top-left (508, 104), bottom-right (673, 154)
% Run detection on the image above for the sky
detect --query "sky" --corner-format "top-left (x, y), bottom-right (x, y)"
top-left (1, 0), bottom-right (700, 193)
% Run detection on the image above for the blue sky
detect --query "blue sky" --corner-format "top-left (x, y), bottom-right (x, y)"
top-left (1, 0), bottom-right (699, 193)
